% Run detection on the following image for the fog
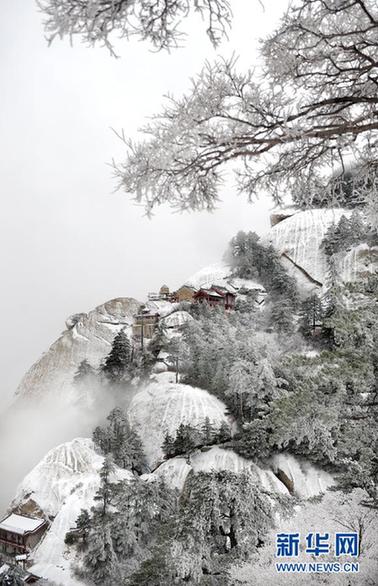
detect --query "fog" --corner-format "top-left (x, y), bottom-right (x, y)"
top-left (0, 0), bottom-right (288, 510)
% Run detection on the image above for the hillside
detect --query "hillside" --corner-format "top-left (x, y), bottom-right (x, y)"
top-left (1, 206), bottom-right (377, 585)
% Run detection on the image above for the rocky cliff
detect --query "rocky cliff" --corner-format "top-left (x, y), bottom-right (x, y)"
top-left (15, 297), bottom-right (140, 404)
top-left (263, 208), bottom-right (377, 292)
top-left (11, 438), bottom-right (132, 586)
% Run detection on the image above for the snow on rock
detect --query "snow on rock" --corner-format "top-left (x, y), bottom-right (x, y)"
top-left (263, 208), bottom-right (350, 290)
top-left (160, 310), bottom-right (193, 330)
top-left (15, 297), bottom-right (140, 404)
top-left (12, 438), bottom-right (132, 586)
top-left (271, 453), bottom-right (334, 498)
top-left (185, 261), bottom-right (232, 289)
top-left (335, 242), bottom-right (378, 284)
top-left (228, 277), bottom-right (265, 292)
top-left (151, 447), bottom-right (288, 494)
top-left (127, 376), bottom-right (232, 468)
top-left (13, 438), bottom-right (104, 518)
top-left (150, 447), bottom-right (332, 501)
top-left (145, 299), bottom-right (178, 317)
top-left (144, 457), bottom-right (192, 491)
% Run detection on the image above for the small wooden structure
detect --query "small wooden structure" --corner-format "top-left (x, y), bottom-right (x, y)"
top-left (193, 286), bottom-right (236, 310)
top-left (148, 285), bottom-right (171, 301)
top-left (172, 285), bottom-right (197, 303)
top-left (132, 311), bottom-right (160, 340)
top-left (0, 514), bottom-right (47, 558)
top-left (159, 285), bottom-right (170, 300)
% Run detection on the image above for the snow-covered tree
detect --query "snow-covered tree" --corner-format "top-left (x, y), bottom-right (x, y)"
top-left (37, 0), bottom-right (232, 54)
top-left (113, 0), bottom-right (378, 212)
top-left (270, 298), bottom-right (296, 334)
top-left (227, 231), bottom-right (299, 308)
top-left (73, 358), bottom-right (97, 384)
top-left (83, 522), bottom-right (119, 585)
top-left (299, 293), bottom-right (323, 338)
top-left (100, 329), bottom-right (132, 384)
top-left (172, 470), bottom-right (273, 581)
top-left (161, 431), bottom-right (176, 459)
top-left (217, 420), bottom-right (231, 443)
top-left (201, 416), bottom-right (215, 445)
top-left (93, 408), bottom-right (147, 473)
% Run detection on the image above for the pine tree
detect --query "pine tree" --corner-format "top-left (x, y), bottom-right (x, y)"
top-left (76, 508), bottom-right (91, 546)
top-left (217, 421), bottom-right (231, 443)
top-left (73, 359), bottom-right (97, 384)
top-left (299, 294), bottom-right (323, 338)
top-left (83, 522), bottom-right (119, 585)
top-left (101, 329), bottom-right (132, 384)
top-left (126, 429), bottom-right (148, 475)
top-left (201, 417), bottom-right (215, 445)
top-left (270, 298), bottom-right (295, 334)
top-left (93, 408), bottom-right (147, 474)
top-left (94, 454), bottom-right (117, 517)
top-left (162, 432), bottom-right (176, 459)
top-left (173, 424), bottom-right (197, 456)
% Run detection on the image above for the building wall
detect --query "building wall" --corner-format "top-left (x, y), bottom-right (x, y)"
top-left (25, 526), bottom-right (46, 550)
top-left (0, 525), bottom-right (46, 558)
top-left (132, 322), bottom-right (157, 339)
top-left (175, 287), bottom-right (195, 302)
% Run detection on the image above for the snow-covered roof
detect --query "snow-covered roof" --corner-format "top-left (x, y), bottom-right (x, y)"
top-left (185, 261), bottom-right (231, 289)
top-left (0, 514), bottom-right (45, 535)
top-left (145, 299), bottom-right (177, 317)
top-left (198, 289), bottom-right (223, 298)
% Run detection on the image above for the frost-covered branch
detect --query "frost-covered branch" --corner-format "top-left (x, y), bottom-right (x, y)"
top-left (37, 0), bottom-right (232, 53)
top-left (114, 0), bottom-right (378, 211)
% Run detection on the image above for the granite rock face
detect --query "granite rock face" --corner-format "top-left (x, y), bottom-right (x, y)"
top-left (12, 438), bottom-right (131, 586)
top-left (15, 297), bottom-right (140, 404)
top-left (127, 373), bottom-right (232, 468)
top-left (263, 208), bottom-right (377, 292)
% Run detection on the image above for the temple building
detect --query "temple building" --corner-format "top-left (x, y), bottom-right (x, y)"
top-left (0, 514), bottom-right (47, 559)
top-left (132, 309), bottom-right (160, 340)
top-left (172, 285), bottom-right (197, 303)
top-left (193, 286), bottom-right (236, 310)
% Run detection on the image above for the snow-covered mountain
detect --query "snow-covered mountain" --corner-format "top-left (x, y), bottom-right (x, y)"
top-left (15, 297), bottom-right (140, 404)
top-left (2, 205), bottom-right (376, 584)
top-left (11, 438), bottom-right (132, 586)
top-left (8, 438), bottom-right (334, 585)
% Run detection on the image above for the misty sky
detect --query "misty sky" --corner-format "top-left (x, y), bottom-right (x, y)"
top-left (0, 1), bottom-right (288, 408)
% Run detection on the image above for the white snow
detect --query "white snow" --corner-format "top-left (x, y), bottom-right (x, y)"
top-left (263, 208), bottom-right (350, 289)
top-left (145, 299), bottom-right (178, 317)
top-left (271, 453), bottom-right (334, 498)
top-left (0, 513), bottom-right (45, 535)
top-left (229, 277), bottom-right (265, 292)
top-left (185, 261), bottom-right (232, 289)
top-left (160, 310), bottom-right (193, 329)
top-left (127, 376), bottom-right (232, 468)
top-left (15, 297), bottom-right (141, 404)
top-left (151, 447), bottom-right (288, 494)
top-left (11, 438), bottom-right (133, 586)
top-left (149, 447), bottom-right (332, 501)
top-left (335, 242), bottom-right (378, 284)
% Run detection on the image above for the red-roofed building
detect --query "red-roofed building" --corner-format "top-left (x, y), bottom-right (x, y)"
top-left (193, 286), bottom-right (236, 310)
